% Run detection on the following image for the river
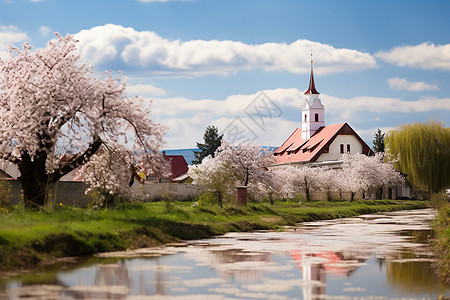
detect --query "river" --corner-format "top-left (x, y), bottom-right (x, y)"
top-left (0, 208), bottom-right (449, 299)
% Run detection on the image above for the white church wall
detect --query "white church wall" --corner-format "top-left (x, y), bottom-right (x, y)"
top-left (317, 135), bottom-right (363, 162)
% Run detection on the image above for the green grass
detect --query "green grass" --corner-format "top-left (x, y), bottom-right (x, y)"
top-left (0, 199), bottom-right (427, 271)
top-left (431, 192), bottom-right (450, 284)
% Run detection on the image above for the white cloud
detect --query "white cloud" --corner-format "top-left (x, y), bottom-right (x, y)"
top-left (147, 88), bottom-right (450, 148)
top-left (387, 77), bottom-right (439, 92)
top-left (39, 26), bottom-right (51, 37)
top-left (375, 43), bottom-right (450, 70)
top-left (73, 24), bottom-right (376, 77)
top-left (126, 83), bottom-right (167, 97)
top-left (0, 25), bottom-right (29, 59)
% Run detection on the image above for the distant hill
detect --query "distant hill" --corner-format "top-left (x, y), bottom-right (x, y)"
top-left (162, 146), bottom-right (277, 165)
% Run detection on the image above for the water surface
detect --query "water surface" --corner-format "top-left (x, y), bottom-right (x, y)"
top-left (1, 208), bottom-right (449, 299)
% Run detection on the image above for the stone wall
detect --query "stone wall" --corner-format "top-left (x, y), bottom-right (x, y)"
top-left (2, 180), bottom-right (201, 207)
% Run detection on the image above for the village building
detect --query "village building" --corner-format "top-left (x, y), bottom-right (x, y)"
top-left (270, 59), bottom-right (373, 169)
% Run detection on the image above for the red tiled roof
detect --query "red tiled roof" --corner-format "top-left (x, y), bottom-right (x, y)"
top-left (274, 128), bottom-right (304, 154)
top-left (273, 123), bottom-right (372, 165)
top-left (163, 155), bottom-right (188, 179)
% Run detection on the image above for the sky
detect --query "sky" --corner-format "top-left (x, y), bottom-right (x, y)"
top-left (0, 0), bottom-right (449, 149)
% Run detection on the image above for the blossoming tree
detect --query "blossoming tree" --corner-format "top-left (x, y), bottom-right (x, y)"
top-left (215, 141), bottom-right (275, 198)
top-left (0, 34), bottom-right (167, 208)
top-left (188, 156), bottom-right (233, 207)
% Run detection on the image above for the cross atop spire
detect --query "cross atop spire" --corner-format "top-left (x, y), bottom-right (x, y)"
top-left (304, 53), bottom-right (319, 95)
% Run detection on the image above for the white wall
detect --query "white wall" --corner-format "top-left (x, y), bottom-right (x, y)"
top-left (131, 182), bottom-right (201, 200)
top-left (317, 135), bottom-right (363, 162)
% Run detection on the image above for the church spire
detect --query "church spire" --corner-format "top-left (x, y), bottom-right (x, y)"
top-left (301, 53), bottom-right (324, 140)
top-left (304, 53), bottom-right (319, 95)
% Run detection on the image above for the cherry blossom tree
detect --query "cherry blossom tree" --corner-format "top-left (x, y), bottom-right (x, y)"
top-left (188, 156), bottom-right (233, 207)
top-left (337, 153), bottom-right (403, 200)
top-left (290, 166), bottom-right (321, 202)
top-left (269, 166), bottom-right (301, 200)
top-left (337, 154), bottom-right (372, 201)
top-left (0, 34), bottom-right (167, 208)
top-left (215, 141), bottom-right (275, 199)
top-left (189, 141), bottom-right (275, 205)
top-left (316, 167), bottom-right (339, 201)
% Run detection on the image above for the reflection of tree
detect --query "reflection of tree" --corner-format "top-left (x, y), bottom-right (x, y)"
top-left (63, 262), bottom-right (131, 299)
top-left (95, 263), bottom-right (131, 287)
top-left (209, 249), bottom-right (272, 282)
top-left (154, 260), bottom-right (165, 295)
top-left (386, 252), bottom-right (447, 294)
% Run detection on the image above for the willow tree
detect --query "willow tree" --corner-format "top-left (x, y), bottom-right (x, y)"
top-left (385, 121), bottom-right (450, 193)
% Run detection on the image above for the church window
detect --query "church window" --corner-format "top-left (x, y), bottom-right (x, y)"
top-left (304, 114), bottom-right (307, 122)
top-left (340, 144), bottom-right (344, 154)
top-left (315, 113), bottom-right (319, 122)
top-left (347, 144), bottom-right (351, 153)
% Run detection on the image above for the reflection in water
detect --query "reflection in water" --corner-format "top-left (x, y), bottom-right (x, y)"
top-left (209, 249), bottom-right (272, 282)
top-left (386, 254), bottom-right (443, 294)
top-left (1, 209), bottom-right (449, 299)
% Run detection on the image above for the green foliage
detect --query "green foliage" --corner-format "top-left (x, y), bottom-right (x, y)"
top-left (373, 128), bottom-right (385, 153)
top-left (192, 125), bottom-right (223, 164)
top-left (87, 188), bottom-right (128, 209)
top-left (385, 121), bottom-right (450, 193)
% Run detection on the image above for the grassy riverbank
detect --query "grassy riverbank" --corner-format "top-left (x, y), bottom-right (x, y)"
top-left (0, 199), bottom-right (427, 271)
top-left (431, 194), bottom-right (450, 284)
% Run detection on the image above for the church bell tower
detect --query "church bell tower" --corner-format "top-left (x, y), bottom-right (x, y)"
top-left (301, 55), bottom-right (325, 140)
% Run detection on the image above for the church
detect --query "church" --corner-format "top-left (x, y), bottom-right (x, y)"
top-left (270, 59), bottom-right (373, 169)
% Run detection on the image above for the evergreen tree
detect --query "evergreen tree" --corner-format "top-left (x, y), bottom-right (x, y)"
top-left (192, 125), bottom-right (223, 164)
top-left (385, 121), bottom-right (450, 193)
top-left (373, 128), bottom-right (385, 153)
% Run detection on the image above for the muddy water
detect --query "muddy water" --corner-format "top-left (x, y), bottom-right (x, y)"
top-left (1, 208), bottom-right (449, 299)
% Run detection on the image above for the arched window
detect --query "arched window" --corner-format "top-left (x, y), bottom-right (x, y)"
top-left (304, 114), bottom-right (307, 122)
top-left (314, 113), bottom-right (319, 122)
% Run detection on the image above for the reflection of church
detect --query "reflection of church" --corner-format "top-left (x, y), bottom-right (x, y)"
top-left (290, 250), bottom-right (365, 300)
top-left (271, 57), bottom-right (372, 169)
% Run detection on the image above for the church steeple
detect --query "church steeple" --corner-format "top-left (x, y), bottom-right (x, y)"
top-left (301, 53), bottom-right (325, 140)
top-left (304, 55), bottom-right (319, 95)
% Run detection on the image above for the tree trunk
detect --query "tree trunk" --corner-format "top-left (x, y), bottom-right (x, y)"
top-left (217, 190), bottom-right (223, 208)
top-left (304, 177), bottom-right (311, 202)
top-left (350, 192), bottom-right (355, 202)
top-left (18, 153), bottom-right (50, 209)
top-left (17, 137), bottom-right (102, 209)
top-left (388, 187), bottom-right (393, 199)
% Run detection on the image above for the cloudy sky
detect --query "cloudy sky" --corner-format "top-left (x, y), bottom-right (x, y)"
top-left (1, 0), bottom-right (449, 149)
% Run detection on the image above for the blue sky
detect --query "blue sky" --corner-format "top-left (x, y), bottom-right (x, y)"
top-left (1, 0), bottom-right (449, 149)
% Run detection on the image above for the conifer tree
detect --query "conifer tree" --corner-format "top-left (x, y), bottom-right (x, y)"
top-left (373, 128), bottom-right (385, 153)
top-left (192, 125), bottom-right (223, 164)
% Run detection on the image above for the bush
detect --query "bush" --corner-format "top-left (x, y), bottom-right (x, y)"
top-left (87, 188), bottom-right (128, 209)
